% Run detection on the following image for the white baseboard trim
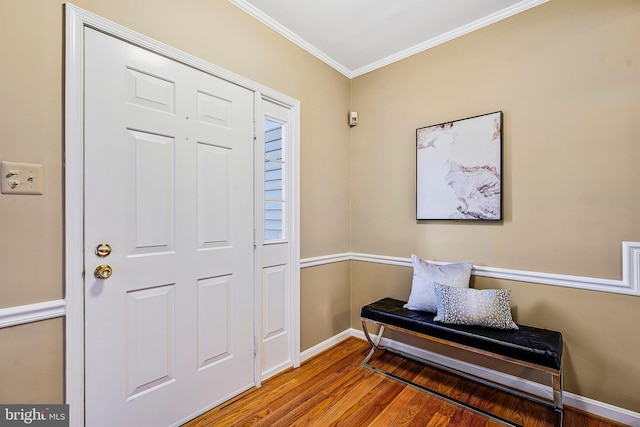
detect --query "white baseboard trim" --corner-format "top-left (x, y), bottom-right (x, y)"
top-left (300, 329), bottom-right (352, 363)
top-left (261, 361), bottom-right (294, 382)
top-left (0, 299), bottom-right (66, 329)
top-left (299, 329), bottom-right (640, 426)
top-left (301, 242), bottom-right (640, 296)
top-left (567, 394), bottom-right (640, 427)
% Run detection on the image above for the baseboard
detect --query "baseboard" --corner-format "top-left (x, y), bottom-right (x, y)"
top-left (565, 394), bottom-right (640, 427)
top-left (317, 328), bottom-right (640, 427)
top-left (300, 329), bottom-right (352, 363)
top-left (261, 361), bottom-right (294, 382)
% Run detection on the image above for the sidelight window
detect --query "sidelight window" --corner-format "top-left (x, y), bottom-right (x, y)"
top-left (264, 119), bottom-right (285, 241)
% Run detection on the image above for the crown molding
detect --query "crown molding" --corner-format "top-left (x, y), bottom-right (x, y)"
top-left (351, 0), bottom-right (549, 77)
top-left (229, 0), bottom-right (352, 78)
top-left (230, 0), bottom-right (549, 78)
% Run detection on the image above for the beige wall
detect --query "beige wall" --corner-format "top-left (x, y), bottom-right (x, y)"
top-left (2, 0), bottom-right (639, 416)
top-left (301, 262), bottom-right (351, 351)
top-left (0, 319), bottom-right (64, 404)
top-left (0, 0), bottom-right (351, 404)
top-left (350, 0), bottom-right (640, 412)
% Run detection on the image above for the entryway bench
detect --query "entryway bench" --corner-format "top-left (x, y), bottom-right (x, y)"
top-left (361, 297), bottom-right (563, 427)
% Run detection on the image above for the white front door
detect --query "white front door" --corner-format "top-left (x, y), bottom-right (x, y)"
top-left (83, 28), bottom-right (255, 426)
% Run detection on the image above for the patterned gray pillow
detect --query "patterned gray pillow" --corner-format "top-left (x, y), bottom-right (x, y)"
top-left (433, 282), bottom-right (518, 330)
top-left (403, 255), bottom-right (473, 313)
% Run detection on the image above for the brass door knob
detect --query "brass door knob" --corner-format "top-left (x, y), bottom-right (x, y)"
top-left (94, 264), bottom-right (113, 279)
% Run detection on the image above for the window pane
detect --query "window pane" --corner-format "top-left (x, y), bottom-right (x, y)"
top-left (265, 161), bottom-right (282, 176)
top-left (265, 201), bottom-right (284, 240)
top-left (265, 161), bottom-right (282, 200)
top-left (264, 119), bottom-right (285, 241)
top-left (265, 125), bottom-right (282, 161)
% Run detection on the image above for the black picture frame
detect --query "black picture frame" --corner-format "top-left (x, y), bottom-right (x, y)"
top-left (416, 111), bottom-right (503, 221)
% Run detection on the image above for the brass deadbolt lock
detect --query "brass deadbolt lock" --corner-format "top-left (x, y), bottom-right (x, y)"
top-left (95, 243), bottom-right (112, 258)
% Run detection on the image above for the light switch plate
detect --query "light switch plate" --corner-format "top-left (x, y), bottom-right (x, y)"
top-left (1, 161), bottom-right (44, 195)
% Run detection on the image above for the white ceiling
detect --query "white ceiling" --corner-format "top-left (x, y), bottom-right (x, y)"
top-left (229, 0), bottom-right (548, 78)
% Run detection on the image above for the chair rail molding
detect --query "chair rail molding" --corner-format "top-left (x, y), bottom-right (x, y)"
top-left (0, 300), bottom-right (66, 329)
top-left (301, 242), bottom-right (640, 296)
top-left (2, 242), bottom-right (636, 329)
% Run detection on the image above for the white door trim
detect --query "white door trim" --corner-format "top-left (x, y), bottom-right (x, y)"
top-left (64, 5), bottom-right (300, 426)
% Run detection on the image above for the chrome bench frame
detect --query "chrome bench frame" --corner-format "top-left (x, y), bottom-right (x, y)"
top-left (361, 317), bottom-right (563, 427)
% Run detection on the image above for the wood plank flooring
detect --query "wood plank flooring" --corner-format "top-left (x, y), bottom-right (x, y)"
top-left (182, 337), bottom-right (629, 427)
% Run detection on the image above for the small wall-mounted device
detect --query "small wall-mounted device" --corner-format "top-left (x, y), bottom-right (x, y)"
top-left (349, 111), bottom-right (358, 127)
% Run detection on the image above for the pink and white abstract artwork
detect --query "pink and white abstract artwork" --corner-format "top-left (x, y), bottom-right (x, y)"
top-left (416, 111), bottom-right (502, 220)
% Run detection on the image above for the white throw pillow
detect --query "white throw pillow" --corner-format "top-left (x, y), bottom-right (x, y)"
top-left (403, 254), bottom-right (472, 313)
top-left (433, 282), bottom-right (519, 330)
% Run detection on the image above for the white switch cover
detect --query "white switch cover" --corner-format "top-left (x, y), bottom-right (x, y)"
top-left (1, 161), bottom-right (44, 195)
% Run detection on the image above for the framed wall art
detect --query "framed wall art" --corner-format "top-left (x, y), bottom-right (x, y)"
top-left (416, 111), bottom-right (502, 221)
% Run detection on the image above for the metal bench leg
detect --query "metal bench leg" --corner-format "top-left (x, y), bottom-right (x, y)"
top-left (552, 367), bottom-right (563, 426)
top-left (361, 320), bottom-right (386, 366)
top-left (361, 320), bottom-right (386, 350)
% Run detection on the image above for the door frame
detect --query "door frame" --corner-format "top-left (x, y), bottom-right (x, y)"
top-left (64, 5), bottom-right (300, 426)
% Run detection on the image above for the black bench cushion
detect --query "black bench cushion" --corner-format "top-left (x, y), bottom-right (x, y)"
top-left (361, 297), bottom-right (562, 371)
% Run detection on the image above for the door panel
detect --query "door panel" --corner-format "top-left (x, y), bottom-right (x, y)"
top-left (197, 144), bottom-right (231, 247)
top-left (259, 100), bottom-right (294, 379)
top-left (263, 265), bottom-right (287, 340)
top-left (125, 68), bottom-right (175, 113)
top-left (129, 130), bottom-right (175, 252)
top-left (84, 28), bottom-right (255, 426)
top-left (126, 284), bottom-right (176, 398)
top-left (197, 275), bottom-right (233, 368)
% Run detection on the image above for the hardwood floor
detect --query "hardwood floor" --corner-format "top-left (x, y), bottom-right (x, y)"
top-left (183, 338), bottom-right (629, 427)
